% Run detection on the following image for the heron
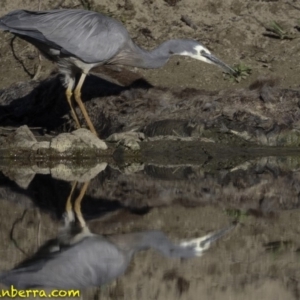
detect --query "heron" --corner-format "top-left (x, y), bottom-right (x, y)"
top-left (0, 9), bottom-right (236, 137)
top-left (0, 180), bottom-right (235, 289)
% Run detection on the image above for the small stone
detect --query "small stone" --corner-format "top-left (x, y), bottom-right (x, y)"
top-left (31, 141), bottom-right (50, 151)
top-left (51, 162), bottom-right (108, 182)
top-left (31, 165), bottom-right (50, 175)
top-left (50, 133), bottom-right (81, 153)
top-left (72, 128), bottom-right (108, 150)
top-left (11, 125), bottom-right (37, 148)
top-left (106, 131), bottom-right (145, 150)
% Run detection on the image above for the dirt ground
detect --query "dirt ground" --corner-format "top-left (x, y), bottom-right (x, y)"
top-left (1, 0), bottom-right (300, 299)
top-left (0, 0), bottom-right (300, 91)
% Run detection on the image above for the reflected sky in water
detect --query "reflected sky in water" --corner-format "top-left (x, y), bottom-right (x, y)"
top-left (0, 155), bottom-right (300, 299)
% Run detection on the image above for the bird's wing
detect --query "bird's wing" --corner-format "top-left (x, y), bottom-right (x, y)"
top-left (0, 9), bottom-right (129, 64)
top-left (0, 237), bottom-right (126, 289)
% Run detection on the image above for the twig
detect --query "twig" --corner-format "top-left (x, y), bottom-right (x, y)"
top-left (53, 0), bottom-right (66, 9)
top-left (33, 0), bottom-right (43, 81)
top-left (181, 15), bottom-right (197, 30)
top-left (32, 58), bottom-right (42, 80)
top-left (10, 210), bottom-right (29, 256)
top-left (286, 1), bottom-right (300, 11)
top-left (36, 209), bottom-right (41, 248)
top-left (139, 28), bottom-right (155, 40)
top-left (10, 36), bottom-right (34, 78)
top-left (79, 0), bottom-right (93, 10)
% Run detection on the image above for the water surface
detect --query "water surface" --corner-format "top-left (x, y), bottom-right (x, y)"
top-left (0, 155), bottom-right (300, 299)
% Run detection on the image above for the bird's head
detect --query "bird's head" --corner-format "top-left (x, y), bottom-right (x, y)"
top-left (177, 40), bottom-right (236, 75)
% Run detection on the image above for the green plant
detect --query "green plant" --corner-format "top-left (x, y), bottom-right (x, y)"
top-left (224, 208), bottom-right (248, 221)
top-left (224, 63), bottom-right (252, 83)
top-left (264, 21), bottom-right (296, 40)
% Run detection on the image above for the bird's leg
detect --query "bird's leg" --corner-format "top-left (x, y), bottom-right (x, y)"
top-left (74, 73), bottom-right (98, 136)
top-left (65, 83), bottom-right (81, 129)
top-left (64, 181), bottom-right (78, 226)
top-left (74, 181), bottom-right (90, 228)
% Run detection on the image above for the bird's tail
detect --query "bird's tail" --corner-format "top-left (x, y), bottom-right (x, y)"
top-left (0, 271), bottom-right (13, 287)
top-left (0, 10), bottom-right (21, 31)
top-left (0, 10), bottom-right (46, 44)
top-left (0, 270), bottom-right (40, 289)
top-left (0, 19), bottom-right (9, 31)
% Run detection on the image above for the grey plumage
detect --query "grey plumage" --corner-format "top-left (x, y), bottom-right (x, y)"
top-left (0, 179), bottom-right (235, 290)
top-left (0, 223), bottom-right (235, 289)
top-left (0, 10), bottom-right (126, 63)
top-left (0, 9), bottom-right (235, 136)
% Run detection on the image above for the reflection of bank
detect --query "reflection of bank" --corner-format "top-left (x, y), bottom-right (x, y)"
top-left (0, 178), bottom-right (235, 290)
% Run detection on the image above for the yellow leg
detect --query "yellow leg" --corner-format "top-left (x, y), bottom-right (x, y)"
top-left (74, 73), bottom-right (98, 136)
top-left (65, 181), bottom-right (78, 223)
top-left (65, 84), bottom-right (81, 129)
top-left (74, 181), bottom-right (90, 228)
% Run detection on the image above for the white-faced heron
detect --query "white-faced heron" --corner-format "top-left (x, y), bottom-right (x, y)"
top-left (0, 9), bottom-right (236, 137)
top-left (0, 181), bottom-right (235, 289)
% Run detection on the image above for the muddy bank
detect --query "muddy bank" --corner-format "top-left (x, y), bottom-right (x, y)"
top-left (1, 1), bottom-right (300, 298)
top-left (1, 74), bottom-right (300, 150)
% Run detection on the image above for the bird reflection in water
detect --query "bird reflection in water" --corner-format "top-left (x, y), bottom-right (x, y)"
top-left (0, 180), bottom-right (235, 290)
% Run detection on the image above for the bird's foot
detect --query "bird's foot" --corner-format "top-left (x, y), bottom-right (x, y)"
top-left (62, 210), bottom-right (75, 226)
top-left (106, 131), bottom-right (145, 150)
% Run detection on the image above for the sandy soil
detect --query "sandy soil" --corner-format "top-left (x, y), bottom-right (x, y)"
top-left (1, 0), bottom-right (300, 299)
top-left (0, 0), bottom-right (300, 91)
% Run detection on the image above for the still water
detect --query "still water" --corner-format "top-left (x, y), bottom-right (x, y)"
top-left (0, 155), bottom-right (300, 299)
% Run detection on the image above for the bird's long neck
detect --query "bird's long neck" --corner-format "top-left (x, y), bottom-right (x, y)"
top-left (108, 231), bottom-right (181, 258)
top-left (109, 39), bottom-right (182, 69)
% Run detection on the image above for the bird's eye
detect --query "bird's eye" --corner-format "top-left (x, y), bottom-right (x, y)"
top-left (200, 50), bottom-right (206, 55)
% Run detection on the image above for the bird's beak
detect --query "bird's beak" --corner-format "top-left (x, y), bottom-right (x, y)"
top-left (201, 51), bottom-right (236, 75)
top-left (199, 223), bottom-right (236, 248)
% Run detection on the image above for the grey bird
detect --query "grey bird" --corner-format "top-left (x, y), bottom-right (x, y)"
top-left (0, 225), bottom-right (235, 289)
top-left (0, 9), bottom-right (236, 136)
top-left (0, 181), bottom-right (235, 289)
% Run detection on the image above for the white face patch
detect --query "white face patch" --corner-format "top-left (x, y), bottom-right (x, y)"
top-left (179, 45), bottom-right (213, 64)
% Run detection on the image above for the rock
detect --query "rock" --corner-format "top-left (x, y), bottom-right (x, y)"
top-left (8, 125), bottom-right (37, 148)
top-left (50, 162), bottom-right (108, 182)
top-left (50, 132), bottom-right (82, 153)
top-left (72, 129), bottom-right (108, 150)
top-left (106, 132), bottom-right (145, 150)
